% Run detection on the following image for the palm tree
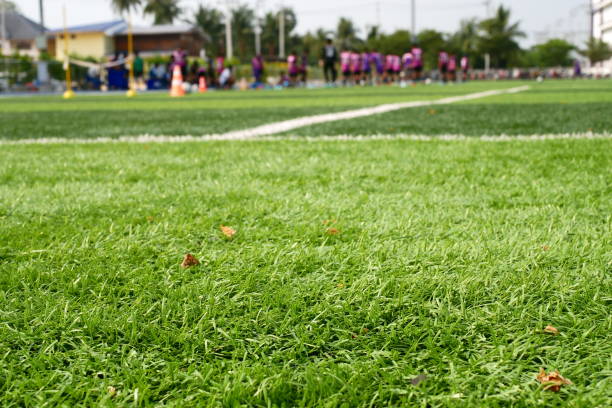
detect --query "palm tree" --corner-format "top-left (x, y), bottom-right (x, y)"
top-left (191, 4), bottom-right (225, 56)
top-left (450, 18), bottom-right (479, 56)
top-left (478, 5), bottom-right (525, 68)
top-left (111, 0), bottom-right (142, 15)
top-left (144, 0), bottom-right (181, 25)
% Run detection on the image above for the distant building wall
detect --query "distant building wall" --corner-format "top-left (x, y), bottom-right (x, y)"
top-left (54, 32), bottom-right (110, 59)
top-left (113, 32), bottom-right (204, 56)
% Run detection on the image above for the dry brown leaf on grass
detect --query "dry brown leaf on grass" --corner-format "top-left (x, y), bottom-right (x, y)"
top-left (326, 228), bottom-right (340, 235)
top-left (220, 225), bottom-right (236, 238)
top-left (322, 219), bottom-right (337, 225)
top-left (336, 283), bottom-right (345, 289)
top-left (107, 386), bottom-right (117, 397)
top-left (536, 368), bottom-right (572, 392)
top-left (411, 374), bottom-right (428, 386)
top-left (543, 325), bottom-right (559, 335)
top-left (542, 245), bottom-right (551, 251)
top-left (181, 253), bottom-right (200, 268)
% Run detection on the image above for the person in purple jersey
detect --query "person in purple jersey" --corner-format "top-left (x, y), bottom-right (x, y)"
top-left (362, 51), bottom-right (372, 84)
top-left (402, 52), bottom-right (413, 82)
top-left (371, 51), bottom-right (384, 84)
top-left (172, 47), bottom-right (188, 77)
top-left (411, 46), bottom-right (423, 81)
top-left (251, 54), bottom-right (264, 85)
top-left (299, 50), bottom-right (309, 85)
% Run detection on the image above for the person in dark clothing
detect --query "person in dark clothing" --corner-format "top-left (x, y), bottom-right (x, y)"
top-left (320, 38), bottom-right (338, 84)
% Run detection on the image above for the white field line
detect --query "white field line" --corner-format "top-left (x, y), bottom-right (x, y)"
top-left (1, 133), bottom-right (610, 146)
top-left (1, 85), bottom-right (529, 146)
top-left (218, 85), bottom-right (531, 139)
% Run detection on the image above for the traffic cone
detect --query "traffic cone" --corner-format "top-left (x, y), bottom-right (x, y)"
top-left (198, 76), bottom-right (207, 93)
top-left (170, 65), bottom-right (185, 97)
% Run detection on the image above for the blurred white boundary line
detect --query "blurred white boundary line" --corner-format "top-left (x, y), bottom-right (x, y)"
top-left (1, 133), bottom-right (610, 146)
top-left (1, 85), bottom-right (531, 146)
top-left (218, 85), bottom-right (531, 139)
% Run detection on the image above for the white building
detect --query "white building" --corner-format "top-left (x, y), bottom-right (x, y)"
top-left (593, 0), bottom-right (612, 42)
top-left (592, 0), bottom-right (612, 72)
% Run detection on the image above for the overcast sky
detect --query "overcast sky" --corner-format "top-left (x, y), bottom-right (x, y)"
top-left (18, 0), bottom-right (591, 46)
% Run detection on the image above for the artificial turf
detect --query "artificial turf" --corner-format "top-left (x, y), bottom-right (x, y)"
top-left (1, 138), bottom-right (611, 407)
top-left (1, 80), bottom-right (611, 140)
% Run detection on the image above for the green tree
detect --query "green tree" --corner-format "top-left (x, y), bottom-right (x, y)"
top-left (110, 0), bottom-right (142, 14)
top-left (261, 8), bottom-right (297, 58)
top-left (478, 5), bottom-right (525, 68)
top-left (336, 17), bottom-right (360, 50)
top-left (231, 4), bottom-right (254, 60)
top-left (448, 18), bottom-right (479, 57)
top-left (530, 38), bottom-right (575, 67)
top-left (191, 4), bottom-right (225, 57)
top-left (582, 37), bottom-right (612, 64)
top-left (417, 29), bottom-right (446, 70)
top-left (374, 30), bottom-right (412, 55)
top-left (0, 0), bottom-right (18, 11)
top-left (143, 0), bottom-right (181, 25)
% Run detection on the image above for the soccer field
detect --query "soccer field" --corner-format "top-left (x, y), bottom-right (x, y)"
top-left (1, 81), bottom-right (611, 407)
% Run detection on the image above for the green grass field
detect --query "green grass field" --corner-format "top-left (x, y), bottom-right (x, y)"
top-left (1, 80), bottom-right (611, 407)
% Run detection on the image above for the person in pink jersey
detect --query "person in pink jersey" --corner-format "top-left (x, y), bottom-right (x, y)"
top-left (447, 55), bottom-right (457, 82)
top-left (287, 51), bottom-right (299, 86)
top-left (340, 49), bottom-right (352, 85)
top-left (350, 51), bottom-right (362, 84)
top-left (460, 56), bottom-right (470, 81)
top-left (384, 54), bottom-right (395, 83)
top-left (438, 51), bottom-right (449, 82)
top-left (392, 55), bottom-right (402, 83)
top-left (411, 46), bottom-right (423, 81)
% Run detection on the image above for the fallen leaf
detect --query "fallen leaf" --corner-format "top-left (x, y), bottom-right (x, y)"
top-left (181, 253), bottom-right (199, 268)
top-left (411, 374), bottom-right (428, 386)
top-left (536, 368), bottom-right (572, 392)
top-left (336, 283), bottom-right (345, 289)
top-left (322, 219), bottom-right (337, 225)
top-left (107, 386), bottom-right (117, 397)
top-left (543, 325), bottom-right (559, 335)
top-left (326, 228), bottom-right (340, 235)
top-left (220, 225), bottom-right (236, 238)
top-left (542, 245), bottom-right (550, 251)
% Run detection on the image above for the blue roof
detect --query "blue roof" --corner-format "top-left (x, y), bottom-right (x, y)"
top-left (48, 20), bottom-right (125, 35)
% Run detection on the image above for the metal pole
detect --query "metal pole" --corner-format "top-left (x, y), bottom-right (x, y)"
top-left (1, 0), bottom-right (7, 92)
top-left (279, 9), bottom-right (285, 59)
top-left (39, 0), bottom-right (45, 30)
top-left (411, 0), bottom-right (416, 42)
top-left (126, 13), bottom-right (136, 97)
top-left (225, 4), bottom-right (233, 59)
top-left (62, 4), bottom-right (74, 98)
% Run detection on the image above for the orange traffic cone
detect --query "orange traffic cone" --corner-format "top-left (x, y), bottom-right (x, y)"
top-left (198, 76), bottom-right (207, 93)
top-left (170, 65), bottom-right (185, 97)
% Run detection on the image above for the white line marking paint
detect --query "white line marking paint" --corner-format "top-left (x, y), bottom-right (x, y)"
top-left (1, 85), bottom-right (532, 146)
top-left (218, 85), bottom-right (531, 139)
top-left (1, 133), bottom-right (610, 146)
